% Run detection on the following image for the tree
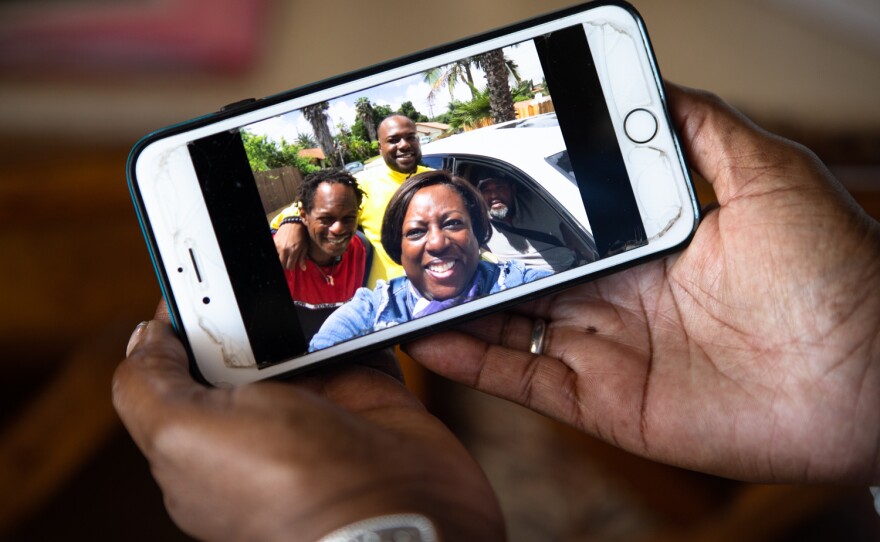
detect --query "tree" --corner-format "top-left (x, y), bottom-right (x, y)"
top-left (477, 49), bottom-right (516, 124)
top-left (302, 101), bottom-right (339, 167)
top-left (423, 59), bottom-right (479, 104)
top-left (372, 104), bottom-right (394, 124)
top-left (295, 133), bottom-right (317, 148)
top-left (511, 79), bottom-right (536, 102)
top-left (423, 49), bottom-right (521, 123)
top-left (240, 131), bottom-right (320, 176)
top-left (430, 111), bottom-right (452, 125)
top-left (446, 88), bottom-right (491, 131)
top-left (355, 97), bottom-right (378, 142)
top-left (354, 104), bottom-right (397, 142)
top-left (241, 131), bottom-right (282, 172)
top-left (333, 121), bottom-right (379, 164)
top-left (398, 101), bottom-right (428, 123)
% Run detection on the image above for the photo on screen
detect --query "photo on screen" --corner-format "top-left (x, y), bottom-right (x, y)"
top-left (239, 37), bottom-right (604, 354)
top-left (186, 23), bottom-right (647, 368)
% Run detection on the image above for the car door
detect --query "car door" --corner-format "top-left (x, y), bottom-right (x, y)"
top-left (422, 153), bottom-right (598, 264)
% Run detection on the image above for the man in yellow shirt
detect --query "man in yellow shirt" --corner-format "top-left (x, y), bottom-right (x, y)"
top-left (271, 115), bottom-right (431, 288)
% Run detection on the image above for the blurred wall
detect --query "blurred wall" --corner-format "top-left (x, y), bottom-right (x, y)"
top-left (1, 0), bottom-right (878, 143)
top-left (0, 1), bottom-right (878, 540)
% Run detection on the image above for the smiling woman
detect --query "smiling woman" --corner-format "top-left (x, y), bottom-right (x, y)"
top-left (308, 170), bottom-right (551, 351)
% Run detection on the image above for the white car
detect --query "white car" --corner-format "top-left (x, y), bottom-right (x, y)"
top-left (343, 160), bottom-right (364, 174)
top-left (421, 113), bottom-right (598, 265)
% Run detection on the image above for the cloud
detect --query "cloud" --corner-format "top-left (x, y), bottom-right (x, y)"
top-left (244, 115), bottom-right (297, 144)
top-left (327, 100), bottom-right (357, 130)
top-left (242, 39), bottom-right (547, 142)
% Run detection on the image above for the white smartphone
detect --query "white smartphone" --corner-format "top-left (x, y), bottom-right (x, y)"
top-left (129, 0), bottom-right (699, 386)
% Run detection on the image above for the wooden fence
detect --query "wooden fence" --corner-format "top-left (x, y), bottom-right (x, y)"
top-left (254, 165), bottom-right (303, 219)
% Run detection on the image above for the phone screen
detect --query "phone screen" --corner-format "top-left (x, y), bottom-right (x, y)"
top-left (185, 24), bottom-right (649, 369)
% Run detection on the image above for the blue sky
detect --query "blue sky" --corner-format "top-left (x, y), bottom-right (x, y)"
top-left (246, 39), bottom-right (545, 145)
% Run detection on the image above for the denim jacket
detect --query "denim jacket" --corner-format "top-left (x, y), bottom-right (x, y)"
top-left (309, 259), bottom-right (550, 351)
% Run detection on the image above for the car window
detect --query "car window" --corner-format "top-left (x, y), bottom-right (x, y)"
top-left (420, 156), bottom-right (445, 170)
top-left (443, 156), bottom-right (597, 263)
top-left (545, 150), bottom-right (576, 184)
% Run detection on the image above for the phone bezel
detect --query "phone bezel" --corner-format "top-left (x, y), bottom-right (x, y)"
top-left (127, 0), bottom-right (700, 385)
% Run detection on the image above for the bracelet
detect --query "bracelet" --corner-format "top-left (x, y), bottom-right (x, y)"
top-left (871, 486), bottom-right (880, 515)
top-left (280, 216), bottom-right (303, 226)
top-left (317, 513), bottom-right (438, 542)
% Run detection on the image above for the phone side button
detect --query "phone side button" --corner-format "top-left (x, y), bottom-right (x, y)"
top-left (220, 98), bottom-right (258, 112)
top-left (624, 108), bottom-right (658, 144)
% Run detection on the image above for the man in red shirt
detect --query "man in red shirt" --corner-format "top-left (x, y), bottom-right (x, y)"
top-left (271, 169), bottom-right (366, 310)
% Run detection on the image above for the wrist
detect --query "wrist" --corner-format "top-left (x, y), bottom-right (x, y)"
top-left (312, 484), bottom-right (503, 542)
top-left (267, 471), bottom-right (504, 542)
top-left (317, 514), bottom-right (437, 542)
top-left (280, 216), bottom-right (304, 228)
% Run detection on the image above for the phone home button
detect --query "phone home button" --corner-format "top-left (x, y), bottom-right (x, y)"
top-left (624, 108), bottom-right (658, 144)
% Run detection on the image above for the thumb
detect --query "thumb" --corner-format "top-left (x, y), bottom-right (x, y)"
top-left (666, 82), bottom-right (814, 206)
top-left (112, 320), bottom-right (201, 447)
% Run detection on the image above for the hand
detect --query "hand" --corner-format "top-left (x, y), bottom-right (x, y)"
top-left (274, 222), bottom-right (309, 270)
top-left (405, 84), bottom-right (880, 485)
top-left (113, 312), bottom-right (504, 541)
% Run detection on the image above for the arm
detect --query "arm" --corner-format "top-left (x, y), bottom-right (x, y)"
top-left (523, 265), bottom-right (552, 283)
top-left (270, 203), bottom-right (309, 270)
top-left (113, 309), bottom-right (504, 541)
top-left (406, 83), bottom-right (880, 485)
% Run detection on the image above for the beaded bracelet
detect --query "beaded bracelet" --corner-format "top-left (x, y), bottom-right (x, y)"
top-left (280, 216), bottom-right (303, 226)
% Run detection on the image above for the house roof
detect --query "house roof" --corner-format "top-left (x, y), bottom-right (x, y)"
top-left (415, 122), bottom-right (449, 131)
top-left (298, 148), bottom-right (325, 160)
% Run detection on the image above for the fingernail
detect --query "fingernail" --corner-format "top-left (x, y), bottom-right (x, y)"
top-left (126, 321), bottom-right (150, 357)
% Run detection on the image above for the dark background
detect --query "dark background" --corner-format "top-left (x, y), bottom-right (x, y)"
top-left (1, 0), bottom-right (878, 540)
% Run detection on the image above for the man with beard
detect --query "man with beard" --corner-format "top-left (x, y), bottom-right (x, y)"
top-left (271, 115), bottom-right (431, 288)
top-left (477, 176), bottom-right (594, 273)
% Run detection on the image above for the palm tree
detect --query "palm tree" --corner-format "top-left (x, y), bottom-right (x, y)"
top-left (471, 50), bottom-right (522, 87)
top-left (295, 133), bottom-right (317, 148)
top-left (424, 50), bottom-right (521, 124)
top-left (446, 88), bottom-right (491, 131)
top-left (423, 60), bottom-right (480, 104)
top-left (355, 97), bottom-right (377, 142)
top-left (302, 101), bottom-right (339, 167)
top-left (477, 49), bottom-right (516, 124)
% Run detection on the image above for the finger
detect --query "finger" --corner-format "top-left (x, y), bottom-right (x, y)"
top-left (297, 245), bottom-right (308, 271)
top-left (405, 310), bottom-right (549, 382)
top-left (112, 320), bottom-right (203, 448)
top-left (297, 364), bottom-right (423, 416)
top-left (126, 300), bottom-right (172, 356)
top-left (154, 299), bottom-right (171, 323)
top-left (125, 321), bottom-right (149, 357)
top-left (352, 347), bottom-right (404, 383)
top-left (291, 348), bottom-right (406, 398)
top-left (666, 82), bottom-right (801, 205)
top-left (404, 327), bottom-right (584, 421)
top-left (403, 287), bottom-right (590, 387)
top-left (404, 310), bottom-right (557, 383)
top-left (403, 329), bottom-right (496, 387)
top-left (438, 311), bottom-right (533, 351)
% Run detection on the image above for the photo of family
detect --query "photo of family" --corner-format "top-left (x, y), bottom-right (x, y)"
top-left (242, 38), bottom-right (599, 352)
